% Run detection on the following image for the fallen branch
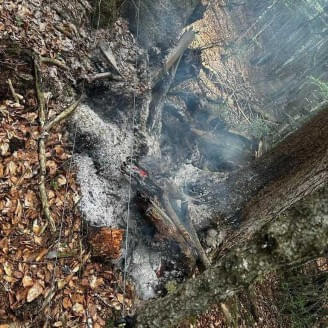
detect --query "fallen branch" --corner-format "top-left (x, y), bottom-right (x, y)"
top-left (161, 192), bottom-right (210, 269)
top-left (142, 195), bottom-right (197, 272)
top-left (40, 56), bottom-right (69, 71)
top-left (5, 47), bottom-right (68, 70)
top-left (34, 58), bottom-right (57, 232)
top-left (147, 53), bottom-right (183, 132)
top-left (98, 40), bottom-right (121, 75)
top-left (43, 97), bottom-right (82, 132)
top-left (34, 57), bottom-right (81, 232)
top-left (85, 72), bottom-right (123, 83)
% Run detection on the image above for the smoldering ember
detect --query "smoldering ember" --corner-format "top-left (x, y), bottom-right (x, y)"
top-left (0, 0), bottom-right (328, 327)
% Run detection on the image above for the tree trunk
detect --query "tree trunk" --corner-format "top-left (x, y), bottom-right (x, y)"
top-left (121, 0), bottom-right (200, 49)
top-left (135, 185), bottom-right (328, 328)
top-left (196, 106), bottom-right (328, 251)
top-left (134, 106), bottom-right (328, 327)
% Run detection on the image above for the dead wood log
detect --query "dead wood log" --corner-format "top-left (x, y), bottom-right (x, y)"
top-left (125, 163), bottom-right (209, 270)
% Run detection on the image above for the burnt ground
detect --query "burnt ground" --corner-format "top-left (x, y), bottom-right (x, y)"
top-left (1, 0), bottom-right (328, 327)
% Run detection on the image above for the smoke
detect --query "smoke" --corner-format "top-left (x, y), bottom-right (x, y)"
top-left (74, 0), bottom-right (328, 299)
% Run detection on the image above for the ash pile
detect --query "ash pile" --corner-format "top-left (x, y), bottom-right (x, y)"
top-left (71, 17), bottom-right (253, 299)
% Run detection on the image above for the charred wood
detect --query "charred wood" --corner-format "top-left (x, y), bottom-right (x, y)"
top-left (123, 163), bottom-right (210, 270)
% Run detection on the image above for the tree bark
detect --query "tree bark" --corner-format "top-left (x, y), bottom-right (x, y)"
top-left (121, 0), bottom-right (200, 49)
top-left (135, 185), bottom-right (328, 328)
top-left (197, 106), bottom-right (328, 250)
top-left (134, 106), bottom-right (328, 327)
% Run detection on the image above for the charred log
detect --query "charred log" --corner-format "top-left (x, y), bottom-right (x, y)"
top-left (122, 163), bottom-right (210, 270)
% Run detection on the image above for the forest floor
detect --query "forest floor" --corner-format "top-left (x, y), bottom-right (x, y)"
top-left (0, 1), bottom-right (133, 327)
top-left (0, 1), bottom-right (325, 328)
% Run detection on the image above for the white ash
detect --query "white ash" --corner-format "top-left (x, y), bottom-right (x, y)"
top-left (74, 154), bottom-right (128, 227)
top-left (127, 244), bottom-right (162, 300)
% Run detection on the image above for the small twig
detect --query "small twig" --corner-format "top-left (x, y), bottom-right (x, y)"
top-left (43, 97), bottom-right (82, 132)
top-left (7, 79), bottom-right (22, 104)
top-left (0, 322), bottom-right (27, 328)
top-left (40, 56), bottom-right (69, 71)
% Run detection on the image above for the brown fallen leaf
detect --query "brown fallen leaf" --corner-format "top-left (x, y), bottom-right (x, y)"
top-left (0, 238), bottom-right (9, 254)
top-left (3, 262), bottom-right (12, 277)
top-left (32, 219), bottom-right (41, 235)
top-left (62, 296), bottom-right (72, 309)
top-left (24, 190), bottom-right (37, 208)
top-left (7, 161), bottom-right (17, 176)
top-left (13, 199), bottom-right (22, 224)
top-left (57, 175), bottom-right (67, 186)
top-left (22, 275), bottom-right (34, 288)
top-left (16, 288), bottom-right (28, 302)
top-left (46, 160), bottom-right (57, 175)
top-left (3, 275), bottom-right (17, 283)
top-left (0, 143), bottom-right (9, 156)
top-left (72, 302), bottom-right (84, 315)
top-left (0, 163), bottom-right (4, 177)
top-left (27, 282), bottom-right (43, 302)
top-left (35, 248), bottom-right (48, 261)
top-left (116, 293), bottom-right (124, 304)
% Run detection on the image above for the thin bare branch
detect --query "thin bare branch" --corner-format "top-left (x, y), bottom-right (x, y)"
top-left (34, 58), bottom-right (57, 232)
top-left (40, 56), bottom-right (69, 70)
top-left (7, 79), bottom-right (22, 104)
top-left (44, 97), bottom-right (82, 132)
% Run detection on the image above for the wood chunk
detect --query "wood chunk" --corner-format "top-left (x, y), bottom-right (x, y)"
top-left (89, 227), bottom-right (124, 259)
